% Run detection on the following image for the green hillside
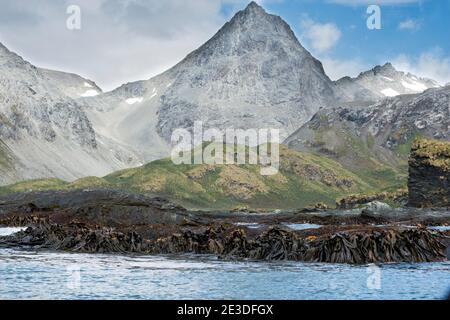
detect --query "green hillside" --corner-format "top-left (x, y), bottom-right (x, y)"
top-left (0, 145), bottom-right (406, 210)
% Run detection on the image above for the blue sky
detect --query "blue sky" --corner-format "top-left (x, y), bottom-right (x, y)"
top-left (253, 0), bottom-right (450, 79)
top-left (1, 0), bottom-right (448, 90)
top-left (254, 0), bottom-right (450, 83)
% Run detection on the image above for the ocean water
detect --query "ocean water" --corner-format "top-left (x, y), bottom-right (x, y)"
top-left (0, 228), bottom-right (449, 300)
top-left (233, 223), bottom-right (323, 231)
top-left (283, 223), bottom-right (322, 231)
top-left (0, 228), bottom-right (25, 237)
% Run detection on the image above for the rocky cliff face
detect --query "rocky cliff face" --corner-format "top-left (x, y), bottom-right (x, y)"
top-left (156, 2), bottom-right (339, 141)
top-left (408, 138), bottom-right (450, 208)
top-left (285, 86), bottom-right (450, 174)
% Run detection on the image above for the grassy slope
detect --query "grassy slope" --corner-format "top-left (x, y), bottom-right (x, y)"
top-left (297, 114), bottom-right (409, 192)
top-left (0, 145), bottom-right (397, 210)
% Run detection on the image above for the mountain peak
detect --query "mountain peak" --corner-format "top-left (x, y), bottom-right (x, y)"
top-left (216, 1), bottom-right (302, 48)
top-left (372, 62), bottom-right (397, 74)
top-left (147, 2), bottom-right (337, 145)
top-left (231, 1), bottom-right (273, 26)
top-left (181, 1), bottom-right (308, 63)
top-left (243, 1), bottom-right (266, 14)
top-left (336, 62), bottom-right (440, 102)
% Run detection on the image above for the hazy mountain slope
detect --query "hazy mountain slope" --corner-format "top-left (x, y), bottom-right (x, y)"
top-left (285, 86), bottom-right (450, 185)
top-left (0, 42), bottom-right (141, 185)
top-left (83, 2), bottom-right (339, 161)
top-left (0, 145), bottom-right (388, 210)
top-left (0, 138), bottom-right (22, 185)
top-left (335, 63), bottom-right (440, 103)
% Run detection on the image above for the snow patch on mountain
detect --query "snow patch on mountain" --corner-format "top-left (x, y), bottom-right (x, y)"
top-left (125, 97), bottom-right (144, 105)
top-left (81, 89), bottom-right (100, 97)
top-left (381, 88), bottom-right (399, 97)
top-left (335, 63), bottom-right (440, 103)
top-left (401, 80), bottom-right (427, 92)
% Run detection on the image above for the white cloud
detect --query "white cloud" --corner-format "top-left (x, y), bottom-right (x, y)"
top-left (398, 19), bottom-right (421, 30)
top-left (392, 49), bottom-right (450, 85)
top-left (321, 57), bottom-right (368, 80)
top-left (300, 17), bottom-right (342, 53)
top-left (0, 0), bottom-right (258, 91)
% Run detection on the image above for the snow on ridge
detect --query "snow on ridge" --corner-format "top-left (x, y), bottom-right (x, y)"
top-left (81, 89), bottom-right (99, 97)
top-left (381, 88), bottom-right (399, 97)
top-left (401, 80), bottom-right (427, 92)
top-left (149, 88), bottom-right (158, 99)
top-left (84, 82), bottom-right (93, 88)
top-left (125, 97), bottom-right (144, 105)
top-left (380, 76), bottom-right (394, 82)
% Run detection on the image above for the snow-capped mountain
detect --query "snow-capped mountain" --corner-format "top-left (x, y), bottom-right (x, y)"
top-left (82, 1), bottom-right (339, 161)
top-left (0, 42), bottom-right (141, 185)
top-left (335, 63), bottom-right (440, 103)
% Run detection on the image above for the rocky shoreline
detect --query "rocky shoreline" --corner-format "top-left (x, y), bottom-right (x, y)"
top-left (1, 189), bottom-right (449, 264)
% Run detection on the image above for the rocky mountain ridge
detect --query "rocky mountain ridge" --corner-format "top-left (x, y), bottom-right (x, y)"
top-left (0, 42), bottom-right (141, 185)
top-left (285, 85), bottom-right (450, 175)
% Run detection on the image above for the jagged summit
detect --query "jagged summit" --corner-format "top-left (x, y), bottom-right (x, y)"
top-left (243, 1), bottom-right (266, 14)
top-left (335, 62), bottom-right (440, 102)
top-left (371, 62), bottom-right (396, 74)
top-left (235, 1), bottom-right (283, 26)
top-left (182, 0), bottom-right (306, 63)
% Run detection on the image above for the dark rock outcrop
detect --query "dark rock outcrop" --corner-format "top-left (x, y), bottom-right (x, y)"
top-left (408, 139), bottom-right (450, 208)
top-left (0, 189), bottom-right (189, 226)
top-left (337, 189), bottom-right (408, 209)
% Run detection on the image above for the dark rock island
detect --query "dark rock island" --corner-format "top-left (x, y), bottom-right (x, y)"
top-left (408, 138), bottom-right (450, 208)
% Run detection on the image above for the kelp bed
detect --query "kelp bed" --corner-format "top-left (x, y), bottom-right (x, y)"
top-left (1, 218), bottom-right (447, 264)
top-left (0, 190), bottom-right (448, 264)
